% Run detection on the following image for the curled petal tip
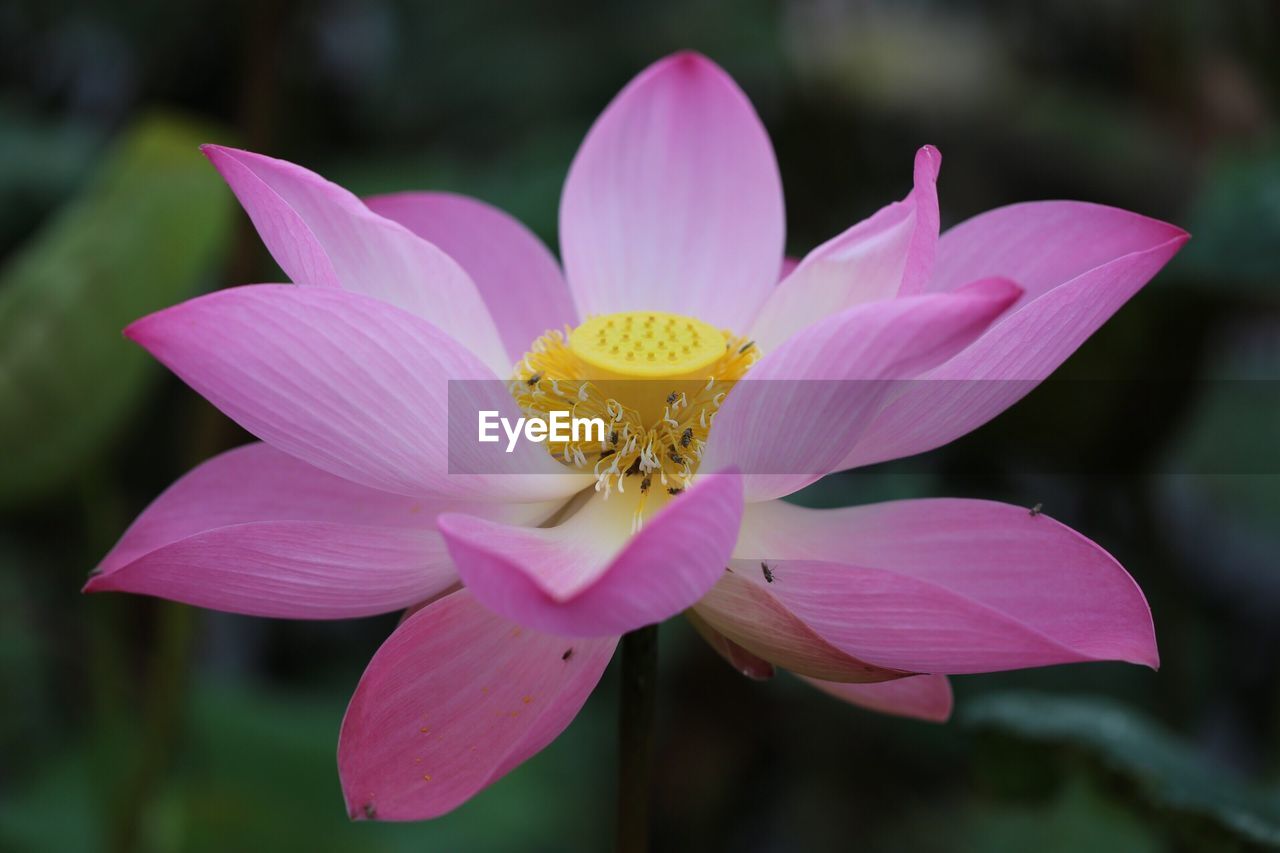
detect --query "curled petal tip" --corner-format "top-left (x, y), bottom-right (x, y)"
top-left (914, 144), bottom-right (942, 180)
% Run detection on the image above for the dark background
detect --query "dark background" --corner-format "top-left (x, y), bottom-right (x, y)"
top-left (2, 1), bottom-right (1278, 850)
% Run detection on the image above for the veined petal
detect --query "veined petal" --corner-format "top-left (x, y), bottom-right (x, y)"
top-left (800, 674), bottom-right (953, 723)
top-left (704, 279), bottom-right (1021, 503)
top-left (85, 443), bottom-right (554, 619)
top-left (366, 192), bottom-right (576, 362)
top-left (686, 610), bottom-right (775, 680)
top-left (692, 570), bottom-right (910, 683)
top-left (750, 146), bottom-right (941, 351)
top-left (728, 499), bottom-right (1158, 673)
top-left (846, 202), bottom-right (1188, 467)
top-left (930, 201), bottom-right (1185, 302)
top-left (87, 522), bottom-right (447, 619)
top-left (440, 471), bottom-right (745, 637)
top-left (339, 589), bottom-right (616, 821)
top-left (126, 285), bottom-right (589, 503)
top-left (203, 146), bottom-right (509, 375)
top-left (560, 51), bottom-right (784, 331)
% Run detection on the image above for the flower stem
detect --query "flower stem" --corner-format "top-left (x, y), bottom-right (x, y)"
top-left (616, 624), bottom-right (658, 852)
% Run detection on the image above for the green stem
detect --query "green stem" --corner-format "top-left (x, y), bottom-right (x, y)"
top-left (616, 624), bottom-right (659, 853)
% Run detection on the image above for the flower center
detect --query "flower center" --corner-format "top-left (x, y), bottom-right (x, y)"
top-left (569, 311), bottom-right (725, 379)
top-left (511, 310), bottom-right (758, 529)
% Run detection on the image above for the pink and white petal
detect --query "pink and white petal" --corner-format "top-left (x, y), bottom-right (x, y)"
top-left (95, 443), bottom-right (443, 574)
top-left (85, 521), bottom-right (451, 619)
top-left (750, 146), bottom-right (941, 351)
top-left (203, 146), bottom-right (509, 375)
top-left (692, 571), bottom-right (910, 683)
top-left (339, 589), bottom-right (616, 821)
top-left (801, 674), bottom-right (953, 723)
top-left (366, 192), bottom-right (576, 362)
top-left (704, 279), bottom-right (1021, 503)
top-left (845, 203), bottom-right (1187, 467)
top-left (686, 610), bottom-right (775, 680)
top-left (733, 499), bottom-right (1158, 672)
top-left (86, 443), bottom-right (558, 618)
top-left (929, 201), bottom-right (1187, 303)
top-left (126, 285), bottom-right (588, 503)
top-left (721, 557), bottom-right (1142, 674)
top-left (440, 471), bottom-right (745, 637)
top-left (559, 52), bottom-right (784, 331)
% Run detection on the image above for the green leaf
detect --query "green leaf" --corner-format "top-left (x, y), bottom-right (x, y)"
top-left (0, 114), bottom-right (232, 505)
top-left (964, 691), bottom-right (1280, 848)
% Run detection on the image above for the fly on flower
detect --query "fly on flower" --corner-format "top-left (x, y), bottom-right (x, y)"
top-left (85, 51), bottom-right (1186, 822)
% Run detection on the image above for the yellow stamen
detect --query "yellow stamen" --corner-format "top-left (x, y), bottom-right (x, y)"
top-left (511, 311), bottom-right (759, 530)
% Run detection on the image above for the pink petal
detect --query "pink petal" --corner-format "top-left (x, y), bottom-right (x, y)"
top-left (846, 202), bottom-right (1188, 467)
top-left (339, 588), bottom-right (616, 821)
top-left (85, 443), bottom-right (553, 619)
top-left (686, 610), bottom-right (775, 680)
top-left (693, 570), bottom-right (910, 683)
top-left (726, 498), bottom-right (1158, 673)
top-left (203, 146), bottom-right (509, 375)
top-left (126, 285), bottom-right (588, 503)
top-left (930, 201), bottom-right (1185, 302)
top-left (750, 146), bottom-right (941, 351)
top-left (439, 472), bottom-right (745, 637)
top-left (559, 51), bottom-right (784, 332)
top-left (366, 192), bottom-right (577, 361)
top-left (87, 522), bottom-right (448, 619)
top-left (801, 674), bottom-right (953, 723)
top-left (704, 278), bottom-right (1021, 502)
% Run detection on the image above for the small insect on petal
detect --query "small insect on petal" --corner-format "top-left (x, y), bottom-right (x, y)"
top-left (761, 562), bottom-right (775, 583)
top-left (1029, 502), bottom-right (1043, 517)
top-left (562, 648), bottom-right (574, 661)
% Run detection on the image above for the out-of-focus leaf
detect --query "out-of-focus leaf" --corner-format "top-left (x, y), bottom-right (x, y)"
top-left (0, 748), bottom-right (100, 853)
top-left (964, 691), bottom-right (1280, 848)
top-left (0, 114), bottom-right (231, 505)
top-left (180, 681), bottom-right (609, 852)
top-left (1179, 147), bottom-right (1280, 293)
top-left (888, 773), bottom-right (1159, 853)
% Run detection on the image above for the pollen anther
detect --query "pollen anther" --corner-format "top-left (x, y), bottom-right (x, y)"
top-left (510, 311), bottom-right (759, 528)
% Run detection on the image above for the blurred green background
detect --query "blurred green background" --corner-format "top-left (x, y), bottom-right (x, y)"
top-left (2, 1), bottom-right (1279, 850)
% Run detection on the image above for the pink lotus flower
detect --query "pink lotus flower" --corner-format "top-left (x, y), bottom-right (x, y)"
top-left (86, 52), bottom-right (1186, 821)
